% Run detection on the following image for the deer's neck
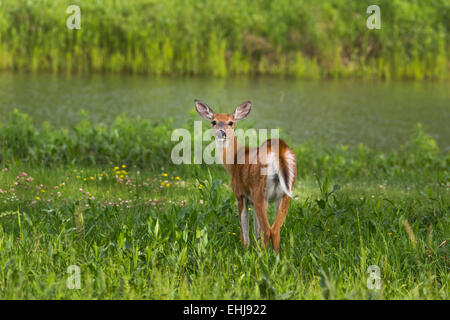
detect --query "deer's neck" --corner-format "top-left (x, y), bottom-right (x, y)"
top-left (221, 136), bottom-right (240, 174)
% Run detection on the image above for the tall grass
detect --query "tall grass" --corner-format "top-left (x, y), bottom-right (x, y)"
top-left (0, 0), bottom-right (448, 79)
top-left (0, 175), bottom-right (447, 299)
top-left (0, 110), bottom-right (448, 299)
top-left (0, 110), bottom-right (448, 181)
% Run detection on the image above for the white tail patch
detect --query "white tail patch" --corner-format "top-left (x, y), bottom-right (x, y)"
top-left (283, 149), bottom-right (296, 196)
top-left (266, 151), bottom-right (295, 198)
top-left (278, 170), bottom-right (292, 198)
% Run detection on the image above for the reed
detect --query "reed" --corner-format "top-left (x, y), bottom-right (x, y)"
top-left (0, 0), bottom-right (447, 79)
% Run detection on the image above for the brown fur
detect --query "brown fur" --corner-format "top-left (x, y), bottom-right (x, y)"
top-left (195, 101), bottom-right (298, 254)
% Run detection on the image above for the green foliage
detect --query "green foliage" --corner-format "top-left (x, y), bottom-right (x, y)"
top-left (0, 110), bottom-right (448, 299)
top-left (1, 110), bottom-right (448, 182)
top-left (0, 165), bottom-right (447, 298)
top-left (0, 109), bottom-right (174, 169)
top-left (293, 131), bottom-right (448, 182)
top-left (0, 0), bottom-right (447, 79)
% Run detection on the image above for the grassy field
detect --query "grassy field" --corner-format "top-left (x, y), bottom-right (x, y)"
top-left (0, 0), bottom-right (448, 79)
top-left (0, 111), bottom-right (448, 299)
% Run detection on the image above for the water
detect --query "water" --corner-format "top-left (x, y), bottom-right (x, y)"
top-left (0, 73), bottom-right (448, 151)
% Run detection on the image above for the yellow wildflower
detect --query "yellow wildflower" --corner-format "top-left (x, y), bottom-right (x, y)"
top-left (122, 165), bottom-right (126, 168)
top-left (36, 196), bottom-right (40, 200)
top-left (114, 166), bottom-right (119, 171)
top-left (175, 177), bottom-right (180, 180)
top-left (162, 173), bottom-right (168, 177)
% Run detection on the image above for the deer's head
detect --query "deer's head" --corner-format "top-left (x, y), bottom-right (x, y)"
top-left (194, 100), bottom-right (252, 145)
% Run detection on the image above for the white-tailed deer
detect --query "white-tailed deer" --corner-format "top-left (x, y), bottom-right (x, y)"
top-left (194, 100), bottom-right (297, 254)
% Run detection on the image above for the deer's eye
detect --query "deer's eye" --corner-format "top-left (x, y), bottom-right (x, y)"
top-left (211, 120), bottom-right (217, 126)
top-left (228, 121), bottom-right (234, 126)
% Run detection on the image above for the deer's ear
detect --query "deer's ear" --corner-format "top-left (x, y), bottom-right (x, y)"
top-left (194, 100), bottom-right (215, 120)
top-left (233, 101), bottom-right (252, 120)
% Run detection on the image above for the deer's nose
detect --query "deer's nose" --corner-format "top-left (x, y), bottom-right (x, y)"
top-left (215, 129), bottom-right (226, 140)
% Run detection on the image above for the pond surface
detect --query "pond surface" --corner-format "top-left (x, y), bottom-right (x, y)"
top-left (0, 73), bottom-right (448, 151)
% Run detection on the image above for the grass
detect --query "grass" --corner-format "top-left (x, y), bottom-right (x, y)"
top-left (0, 111), bottom-right (448, 299)
top-left (0, 165), bottom-right (447, 299)
top-left (0, 0), bottom-right (448, 79)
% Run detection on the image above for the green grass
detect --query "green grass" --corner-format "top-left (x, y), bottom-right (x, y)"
top-left (0, 165), bottom-right (448, 299)
top-left (0, 0), bottom-right (448, 79)
top-left (0, 111), bottom-right (448, 299)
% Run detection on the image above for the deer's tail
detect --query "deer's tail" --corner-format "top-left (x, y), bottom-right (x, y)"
top-left (268, 140), bottom-right (297, 198)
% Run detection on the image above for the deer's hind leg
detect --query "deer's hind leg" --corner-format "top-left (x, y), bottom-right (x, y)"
top-left (271, 195), bottom-right (290, 254)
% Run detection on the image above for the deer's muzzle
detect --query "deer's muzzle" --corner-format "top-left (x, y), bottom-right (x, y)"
top-left (215, 129), bottom-right (226, 141)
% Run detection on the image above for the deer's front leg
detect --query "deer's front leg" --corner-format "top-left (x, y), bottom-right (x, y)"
top-left (253, 209), bottom-right (260, 240)
top-left (252, 191), bottom-right (271, 249)
top-left (252, 198), bottom-right (266, 243)
top-left (237, 197), bottom-right (250, 248)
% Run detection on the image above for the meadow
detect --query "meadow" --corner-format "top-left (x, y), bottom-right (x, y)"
top-left (0, 0), bottom-right (448, 79)
top-left (0, 110), bottom-right (448, 299)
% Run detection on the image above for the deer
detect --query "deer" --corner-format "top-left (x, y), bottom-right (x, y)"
top-left (194, 100), bottom-right (297, 254)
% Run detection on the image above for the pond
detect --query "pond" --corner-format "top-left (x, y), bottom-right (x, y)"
top-left (0, 73), bottom-right (448, 151)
